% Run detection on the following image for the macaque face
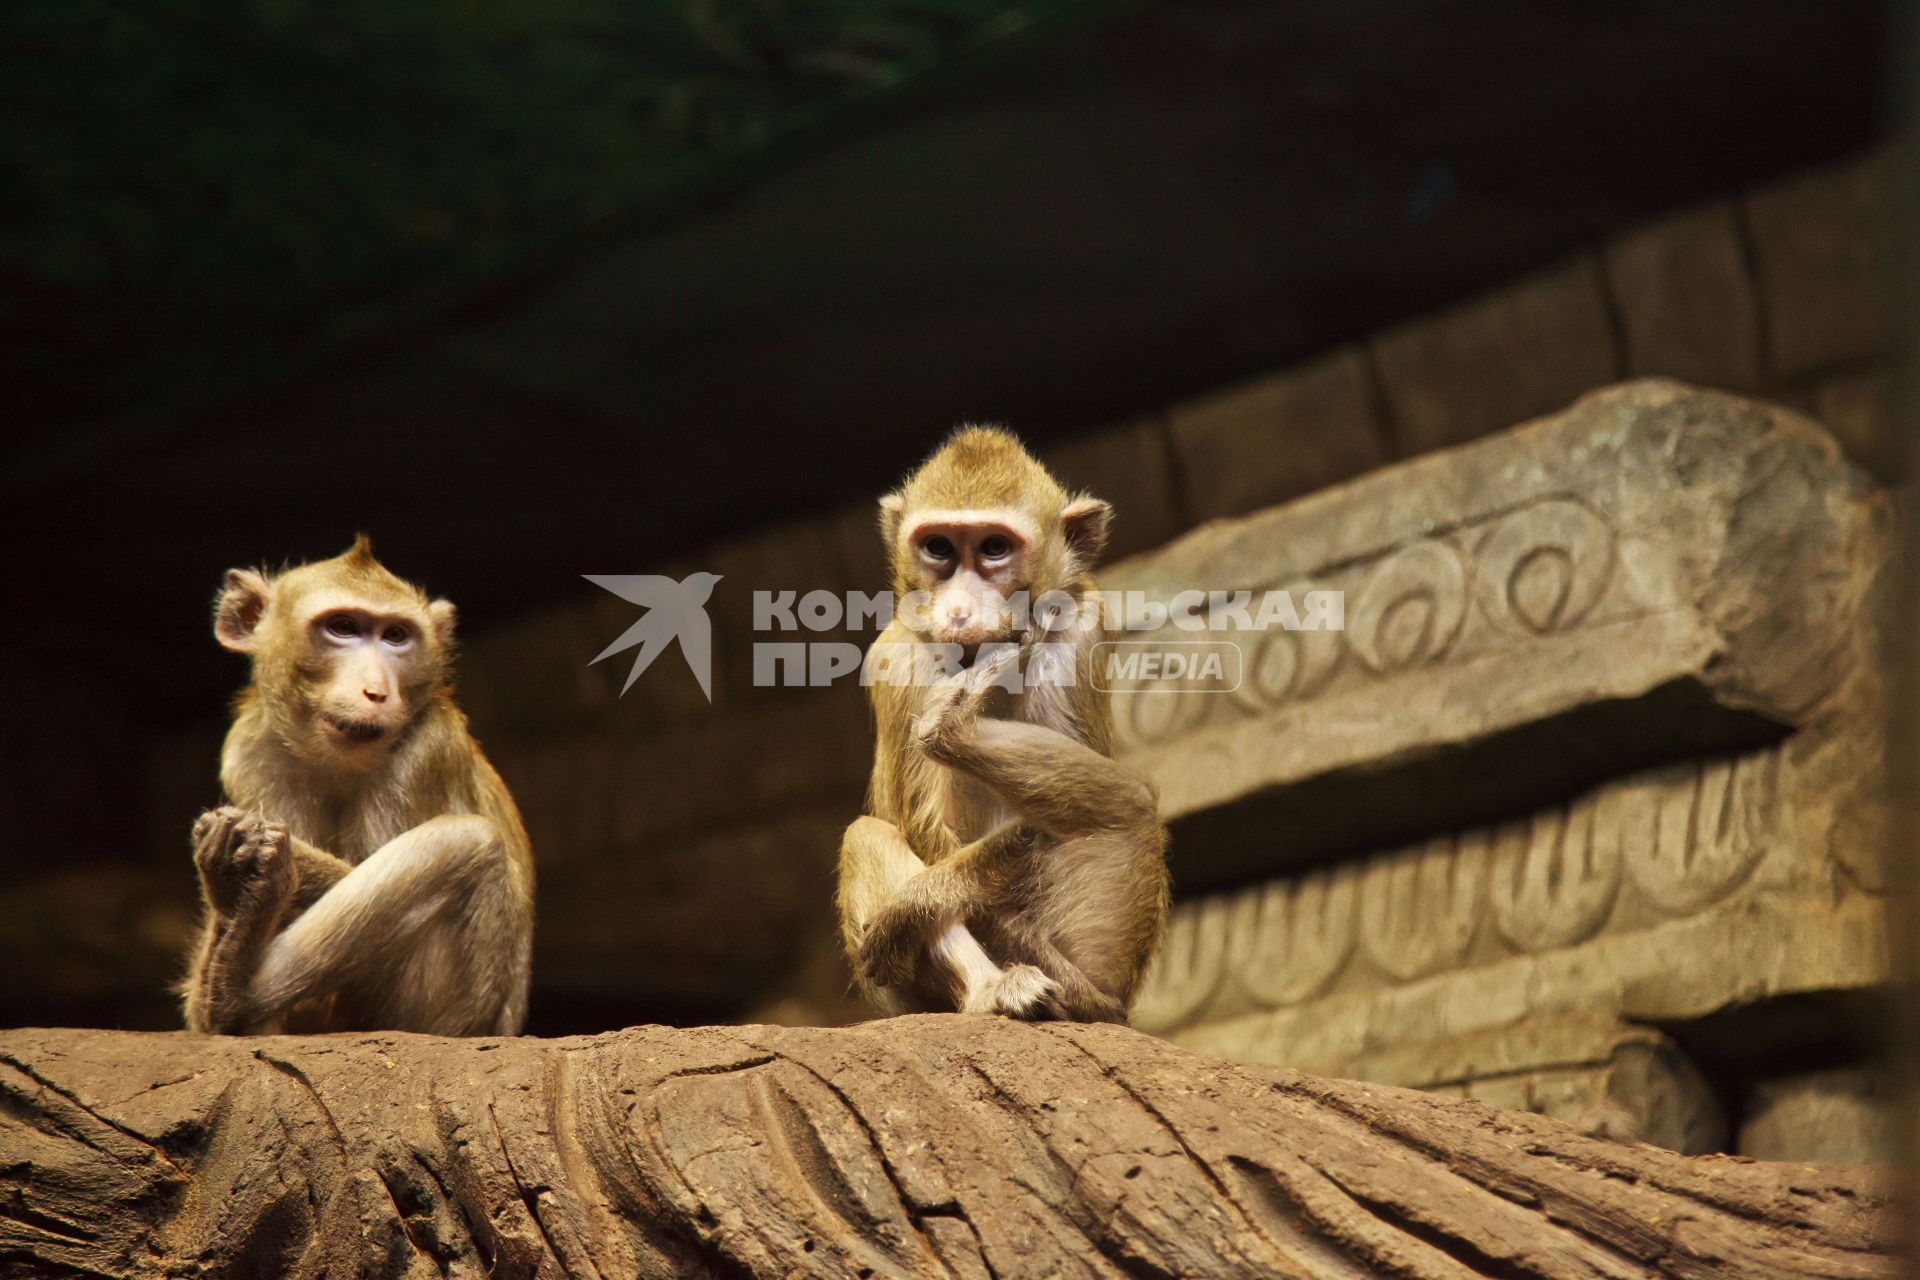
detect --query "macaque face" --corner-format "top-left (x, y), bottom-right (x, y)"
top-left (905, 514), bottom-right (1032, 651)
top-left (292, 592), bottom-right (436, 756)
top-left (214, 540), bottom-right (454, 770)
top-left (884, 426), bottom-right (1113, 657)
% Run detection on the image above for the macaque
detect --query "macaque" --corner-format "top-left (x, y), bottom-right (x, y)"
top-left (837, 426), bottom-right (1169, 1022)
top-left (180, 536), bottom-right (534, 1036)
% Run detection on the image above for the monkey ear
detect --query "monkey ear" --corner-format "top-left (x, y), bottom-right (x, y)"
top-left (428, 598), bottom-right (458, 648)
top-left (878, 493), bottom-right (906, 547)
top-left (214, 569), bottom-right (272, 653)
top-left (1061, 496), bottom-right (1112, 569)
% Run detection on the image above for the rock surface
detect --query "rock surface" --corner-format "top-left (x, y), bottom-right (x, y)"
top-left (0, 1018), bottom-right (1895, 1279)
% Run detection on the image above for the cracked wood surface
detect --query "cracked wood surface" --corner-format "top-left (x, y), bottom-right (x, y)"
top-left (0, 1017), bottom-right (1893, 1278)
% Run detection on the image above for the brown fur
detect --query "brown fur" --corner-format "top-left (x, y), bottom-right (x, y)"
top-left (839, 428), bottom-right (1169, 1023)
top-left (180, 538), bottom-right (534, 1036)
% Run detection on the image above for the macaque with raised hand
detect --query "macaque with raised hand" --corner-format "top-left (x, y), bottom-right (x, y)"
top-left (837, 426), bottom-right (1169, 1023)
top-left (180, 536), bottom-right (534, 1036)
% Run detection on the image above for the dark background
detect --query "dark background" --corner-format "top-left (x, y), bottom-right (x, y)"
top-left (0, 0), bottom-right (1898, 1031)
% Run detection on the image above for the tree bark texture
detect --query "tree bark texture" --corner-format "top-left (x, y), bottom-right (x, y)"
top-left (0, 1017), bottom-right (1893, 1278)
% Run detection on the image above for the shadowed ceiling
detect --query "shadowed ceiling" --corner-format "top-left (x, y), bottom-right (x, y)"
top-left (3, 0), bottom-right (1891, 726)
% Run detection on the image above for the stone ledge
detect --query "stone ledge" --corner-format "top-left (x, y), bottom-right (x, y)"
top-left (1102, 379), bottom-right (1878, 889)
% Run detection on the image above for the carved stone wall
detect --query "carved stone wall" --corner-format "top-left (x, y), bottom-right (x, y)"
top-left (1112, 381), bottom-right (1892, 1159)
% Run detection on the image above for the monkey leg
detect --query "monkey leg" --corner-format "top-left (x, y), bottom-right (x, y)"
top-left (1015, 931), bottom-right (1130, 1024)
top-left (918, 655), bottom-right (1169, 1021)
top-left (836, 817), bottom-right (926, 973)
top-left (840, 817), bottom-right (1066, 1019)
top-left (285, 835), bottom-right (353, 914)
top-left (922, 712), bottom-right (1160, 841)
top-left (243, 814), bottom-right (527, 1036)
top-left (183, 808), bottom-right (295, 1034)
top-left (839, 816), bottom-right (984, 1012)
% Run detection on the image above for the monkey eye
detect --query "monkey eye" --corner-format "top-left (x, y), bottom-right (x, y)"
top-left (921, 535), bottom-right (956, 561)
top-left (381, 623), bottom-right (413, 646)
top-left (323, 614), bottom-right (360, 638)
top-left (980, 534), bottom-right (1013, 560)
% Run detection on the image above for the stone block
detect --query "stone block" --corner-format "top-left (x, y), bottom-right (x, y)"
top-left (1122, 378), bottom-right (1893, 1148)
top-left (1163, 892), bottom-right (1887, 1094)
top-left (1739, 1068), bottom-right (1889, 1164)
top-left (1165, 349), bottom-right (1387, 523)
top-left (1132, 737), bottom-right (1888, 1037)
top-left (1418, 1019), bottom-right (1725, 1156)
top-left (1043, 415), bottom-right (1185, 559)
top-left (1814, 370), bottom-right (1893, 476)
top-left (1605, 202), bottom-right (1761, 391)
top-left (704, 512), bottom-right (866, 703)
top-left (1102, 380), bottom-right (1877, 890)
top-left (461, 594), bottom-right (629, 734)
top-left (1370, 258), bottom-right (1619, 454)
top-left (535, 806), bottom-right (849, 1019)
top-left (486, 734), bottom-right (618, 872)
top-left (610, 689), bottom-right (870, 850)
top-left (1744, 151), bottom-right (1887, 379)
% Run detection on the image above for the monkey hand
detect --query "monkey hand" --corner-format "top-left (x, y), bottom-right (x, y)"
top-left (192, 807), bottom-right (294, 917)
top-left (969, 642), bottom-right (1022, 691)
top-left (914, 646), bottom-right (1018, 762)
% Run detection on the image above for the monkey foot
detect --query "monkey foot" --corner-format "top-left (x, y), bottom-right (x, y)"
top-left (192, 806), bottom-right (293, 917)
top-left (964, 964), bottom-right (1065, 1020)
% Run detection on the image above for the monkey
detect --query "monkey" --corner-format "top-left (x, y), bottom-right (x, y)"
top-left (180, 535), bottom-right (534, 1037)
top-left (836, 426), bottom-right (1170, 1023)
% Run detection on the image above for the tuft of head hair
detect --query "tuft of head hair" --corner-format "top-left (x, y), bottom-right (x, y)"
top-left (894, 424), bottom-right (1064, 516)
top-left (879, 424), bottom-right (1113, 593)
top-left (214, 535), bottom-right (460, 661)
top-left (304, 534), bottom-right (423, 605)
top-left (880, 425), bottom-right (1065, 551)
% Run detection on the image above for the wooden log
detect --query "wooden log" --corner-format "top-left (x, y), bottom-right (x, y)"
top-left (0, 1017), bottom-right (1892, 1278)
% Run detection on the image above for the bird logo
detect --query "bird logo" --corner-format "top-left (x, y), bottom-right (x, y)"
top-left (585, 572), bottom-right (723, 701)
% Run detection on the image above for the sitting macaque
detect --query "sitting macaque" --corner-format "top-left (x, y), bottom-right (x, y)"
top-left (180, 536), bottom-right (534, 1036)
top-left (837, 426), bottom-right (1170, 1022)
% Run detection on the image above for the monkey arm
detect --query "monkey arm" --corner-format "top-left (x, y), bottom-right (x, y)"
top-left (905, 658), bottom-right (1168, 1022)
top-left (182, 809), bottom-right (296, 1034)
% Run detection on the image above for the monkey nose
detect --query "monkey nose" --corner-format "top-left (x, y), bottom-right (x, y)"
top-left (363, 688), bottom-right (390, 703)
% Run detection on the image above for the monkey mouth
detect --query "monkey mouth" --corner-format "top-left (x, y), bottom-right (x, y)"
top-left (323, 715), bottom-right (388, 743)
top-left (949, 633), bottom-right (1015, 664)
